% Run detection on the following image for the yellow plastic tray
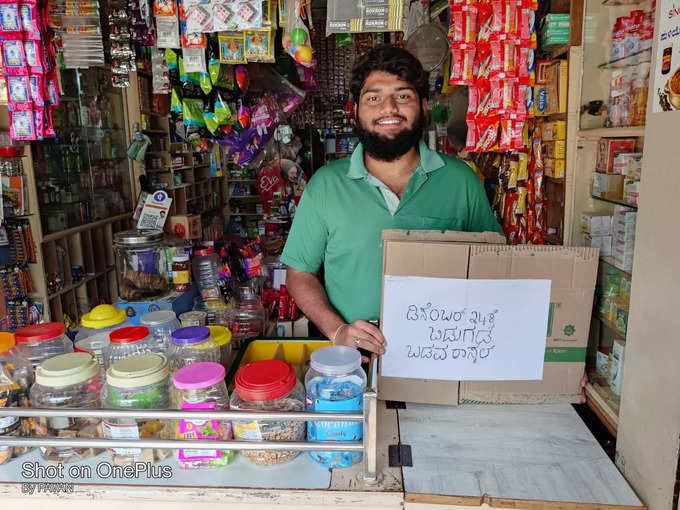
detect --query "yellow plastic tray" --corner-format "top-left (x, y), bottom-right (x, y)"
top-left (239, 338), bottom-right (331, 367)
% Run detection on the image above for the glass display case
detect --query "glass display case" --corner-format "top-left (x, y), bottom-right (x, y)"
top-left (32, 67), bottom-right (133, 235)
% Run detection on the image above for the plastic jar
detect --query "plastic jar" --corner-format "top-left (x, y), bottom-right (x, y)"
top-left (0, 332), bottom-right (33, 464)
top-left (104, 326), bottom-right (155, 369)
top-left (191, 247), bottom-right (222, 300)
top-left (230, 286), bottom-right (265, 348)
top-left (305, 346), bottom-right (366, 468)
top-left (29, 352), bottom-right (101, 463)
top-left (75, 305), bottom-right (132, 367)
top-left (102, 353), bottom-right (172, 465)
top-left (15, 322), bottom-right (73, 368)
top-left (172, 362), bottom-right (234, 469)
top-left (168, 326), bottom-right (220, 373)
top-left (114, 230), bottom-right (169, 301)
top-left (230, 360), bottom-right (306, 466)
top-left (194, 297), bottom-right (231, 327)
top-left (179, 310), bottom-right (207, 327)
top-left (208, 325), bottom-right (233, 370)
top-left (140, 310), bottom-right (180, 353)
top-left (172, 253), bottom-right (191, 293)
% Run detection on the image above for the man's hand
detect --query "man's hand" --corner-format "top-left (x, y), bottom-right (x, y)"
top-left (334, 320), bottom-right (386, 362)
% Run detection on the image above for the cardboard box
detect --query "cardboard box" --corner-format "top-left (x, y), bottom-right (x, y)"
top-left (592, 173), bottom-right (624, 199)
top-left (545, 158), bottom-right (565, 178)
top-left (623, 179), bottom-right (640, 205)
top-left (581, 212), bottom-right (613, 235)
top-left (541, 120), bottom-right (566, 141)
top-left (613, 152), bottom-right (642, 178)
top-left (585, 233), bottom-right (613, 256)
top-left (610, 339), bottom-right (625, 396)
top-left (596, 139), bottom-right (636, 173)
top-left (379, 230), bottom-right (598, 405)
top-left (543, 140), bottom-right (566, 159)
top-left (293, 316), bottom-right (309, 337)
top-left (167, 214), bottom-right (201, 239)
top-left (545, 60), bottom-right (568, 114)
top-left (274, 321), bottom-right (294, 337)
top-left (116, 287), bottom-right (197, 325)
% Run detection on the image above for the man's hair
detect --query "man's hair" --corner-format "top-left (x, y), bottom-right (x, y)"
top-left (350, 46), bottom-right (429, 103)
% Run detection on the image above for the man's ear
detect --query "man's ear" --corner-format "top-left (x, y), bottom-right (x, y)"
top-left (421, 98), bottom-right (428, 112)
top-left (353, 103), bottom-right (359, 123)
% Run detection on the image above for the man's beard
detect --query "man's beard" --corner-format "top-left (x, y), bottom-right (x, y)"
top-left (355, 109), bottom-right (424, 162)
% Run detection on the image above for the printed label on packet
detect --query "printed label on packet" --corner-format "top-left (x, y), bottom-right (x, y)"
top-left (234, 420), bottom-right (262, 441)
top-left (102, 420), bottom-right (142, 455)
top-left (178, 402), bottom-right (220, 460)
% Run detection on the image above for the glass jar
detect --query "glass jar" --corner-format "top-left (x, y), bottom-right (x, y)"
top-left (305, 346), bottom-right (366, 468)
top-left (208, 325), bottom-right (233, 371)
top-left (15, 322), bottom-right (73, 368)
top-left (168, 326), bottom-right (220, 373)
top-left (75, 305), bottom-right (133, 367)
top-left (102, 353), bottom-right (172, 465)
top-left (0, 332), bottom-right (33, 464)
top-left (179, 311), bottom-right (207, 327)
top-left (191, 247), bottom-right (222, 300)
top-left (172, 253), bottom-right (191, 292)
top-left (29, 352), bottom-right (101, 463)
top-left (230, 285), bottom-right (265, 348)
top-left (104, 326), bottom-right (155, 369)
top-left (230, 360), bottom-right (306, 466)
top-left (172, 362), bottom-right (234, 469)
top-left (140, 310), bottom-right (180, 353)
top-left (114, 230), bottom-right (169, 301)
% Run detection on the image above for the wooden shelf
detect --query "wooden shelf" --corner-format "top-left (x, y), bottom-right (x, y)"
top-left (230, 212), bottom-right (264, 217)
top-left (596, 313), bottom-right (627, 338)
top-left (585, 381), bottom-right (619, 437)
top-left (546, 233), bottom-right (563, 245)
top-left (47, 266), bottom-right (115, 300)
top-left (591, 195), bottom-right (638, 209)
top-left (546, 176), bottom-right (565, 184)
top-left (142, 129), bottom-right (168, 135)
top-left (600, 256), bottom-right (632, 276)
top-left (42, 213), bottom-right (132, 242)
top-left (229, 195), bottom-right (261, 200)
top-left (545, 44), bottom-right (570, 59)
top-left (578, 126), bottom-right (645, 138)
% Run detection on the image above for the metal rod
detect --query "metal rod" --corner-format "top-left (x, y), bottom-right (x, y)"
top-left (362, 389), bottom-right (378, 483)
top-left (0, 408), bottom-right (363, 422)
top-left (0, 437), bottom-right (364, 452)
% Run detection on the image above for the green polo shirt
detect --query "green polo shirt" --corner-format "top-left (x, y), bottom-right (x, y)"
top-left (280, 141), bottom-right (504, 323)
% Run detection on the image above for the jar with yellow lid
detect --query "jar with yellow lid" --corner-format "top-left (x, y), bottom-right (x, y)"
top-left (29, 352), bottom-right (102, 463)
top-left (101, 353), bottom-right (172, 465)
top-left (167, 326), bottom-right (219, 373)
top-left (208, 325), bottom-right (233, 370)
top-left (75, 305), bottom-right (133, 367)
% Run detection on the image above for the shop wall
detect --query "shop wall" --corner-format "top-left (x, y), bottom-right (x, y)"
top-left (616, 4), bottom-right (680, 507)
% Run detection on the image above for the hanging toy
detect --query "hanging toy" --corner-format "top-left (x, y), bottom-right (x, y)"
top-left (282, 0), bottom-right (314, 67)
top-left (235, 64), bottom-right (249, 94)
top-left (237, 101), bottom-right (250, 129)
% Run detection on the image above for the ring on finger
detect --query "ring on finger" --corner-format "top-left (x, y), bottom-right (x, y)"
top-left (354, 337), bottom-right (361, 347)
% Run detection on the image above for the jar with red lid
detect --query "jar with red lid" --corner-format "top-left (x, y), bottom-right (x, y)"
top-left (14, 322), bottom-right (73, 368)
top-left (230, 359), bottom-right (305, 465)
top-left (104, 326), bottom-right (155, 369)
top-left (191, 247), bottom-right (222, 300)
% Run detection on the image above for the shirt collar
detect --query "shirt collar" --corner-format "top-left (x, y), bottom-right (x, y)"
top-left (346, 140), bottom-right (446, 180)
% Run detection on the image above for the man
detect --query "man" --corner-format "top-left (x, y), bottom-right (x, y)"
top-left (280, 46), bottom-right (504, 358)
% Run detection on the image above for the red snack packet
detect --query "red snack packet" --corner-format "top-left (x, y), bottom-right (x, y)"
top-left (532, 136), bottom-right (544, 170)
top-left (467, 84), bottom-right (478, 113)
top-left (450, 43), bottom-right (476, 85)
top-left (533, 169), bottom-right (544, 202)
top-left (475, 40), bottom-right (493, 79)
top-left (449, 4), bottom-right (478, 43)
top-left (492, 0), bottom-right (516, 33)
top-left (477, 1), bottom-right (494, 41)
top-left (474, 114), bottom-right (499, 152)
top-left (466, 112), bottom-right (477, 150)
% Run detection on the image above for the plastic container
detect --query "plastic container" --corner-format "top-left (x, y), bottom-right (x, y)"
top-left (0, 332), bottom-right (33, 464)
top-left (75, 305), bottom-right (133, 366)
top-left (191, 247), bottom-right (222, 300)
top-left (30, 353), bottom-right (102, 463)
top-left (140, 310), bottom-right (181, 353)
top-left (230, 360), bottom-right (306, 465)
top-left (208, 325), bottom-right (233, 370)
top-left (15, 322), bottom-right (73, 368)
top-left (171, 253), bottom-right (191, 292)
top-left (114, 230), bottom-right (169, 301)
top-left (104, 326), bottom-right (155, 369)
top-left (230, 285), bottom-right (265, 348)
top-left (193, 297), bottom-right (231, 327)
top-left (102, 353), bottom-right (172, 465)
top-left (305, 346), bottom-right (366, 468)
top-left (172, 362), bottom-right (234, 469)
top-left (168, 326), bottom-right (220, 373)
top-left (179, 310), bottom-right (207, 327)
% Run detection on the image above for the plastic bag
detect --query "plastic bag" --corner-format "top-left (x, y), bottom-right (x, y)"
top-left (281, 0), bottom-right (313, 67)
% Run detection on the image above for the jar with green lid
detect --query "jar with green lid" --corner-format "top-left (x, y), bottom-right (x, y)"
top-left (29, 352), bottom-right (102, 463)
top-left (101, 353), bottom-right (172, 466)
top-left (167, 326), bottom-right (220, 373)
top-left (172, 362), bottom-right (234, 469)
top-left (75, 304), bottom-right (133, 367)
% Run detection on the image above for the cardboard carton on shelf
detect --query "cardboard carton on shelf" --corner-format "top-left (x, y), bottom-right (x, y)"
top-left (541, 120), bottom-right (566, 141)
top-left (585, 233), bottom-right (613, 257)
top-left (543, 140), bottom-right (566, 159)
top-left (378, 230), bottom-right (599, 405)
top-left (596, 139), bottom-right (636, 174)
top-left (545, 60), bottom-right (568, 115)
top-left (581, 212), bottom-right (613, 235)
top-left (545, 158), bottom-right (565, 178)
top-left (592, 173), bottom-right (624, 200)
top-left (167, 214), bottom-right (201, 239)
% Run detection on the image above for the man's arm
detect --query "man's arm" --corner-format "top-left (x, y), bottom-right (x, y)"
top-left (286, 267), bottom-right (386, 356)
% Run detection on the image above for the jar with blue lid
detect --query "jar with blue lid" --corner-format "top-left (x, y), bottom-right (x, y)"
top-left (304, 346), bottom-right (366, 468)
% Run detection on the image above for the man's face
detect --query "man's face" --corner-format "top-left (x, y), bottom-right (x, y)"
top-left (355, 71), bottom-right (426, 161)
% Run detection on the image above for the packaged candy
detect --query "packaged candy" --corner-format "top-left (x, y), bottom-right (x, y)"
top-left (0, 3), bottom-right (22, 35)
top-left (28, 74), bottom-right (44, 106)
top-left (156, 17), bottom-right (181, 48)
top-left (533, 170), bottom-right (544, 202)
top-left (2, 40), bottom-right (27, 75)
top-left (7, 75), bottom-right (29, 103)
top-left (213, 1), bottom-right (235, 31)
top-left (261, 0), bottom-right (276, 28)
top-left (477, 1), bottom-right (494, 41)
top-left (449, 43), bottom-right (475, 85)
top-left (475, 41), bottom-right (493, 79)
top-left (19, 3), bottom-right (39, 39)
top-left (474, 114), bottom-right (499, 152)
top-left (184, 0), bottom-right (212, 33)
top-left (448, 4), bottom-right (477, 43)
top-left (244, 29), bottom-right (274, 63)
top-left (183, 47), bottom-right (206, 73)
top-left (467, 84), bottom-right (477, 113)
top-left (465, 113), bottom-right (476, 150)
top-left (154, 0), bottom-right (176, 17)
top-left (9, 107), bottom-right (35, 140)
top-left (218, 32), bottom-right (245, 63)
top-left (492, 0), bottom-right (516, 34)
top-left (182, 31), bottom-right (206, 49)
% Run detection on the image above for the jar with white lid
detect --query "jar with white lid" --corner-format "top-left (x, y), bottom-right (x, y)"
top-left (0, 332), bottom-right (33, 464)
top-left (104, 326), bottom-right (155, 369)
top-left (167, 326), bottom-right (220, 374)
top-left (14, 322), bottom-right (73, 368)
top-left (140, 310), bottom-right (180, 353)
top-left (101, 353), bottom-right (172, 465)
top-left (114, 230), bottom-right (169, 301)
top-left (29, 352), bottom-right (102, 463)
top-left (230, 360), bottom-right (306, 466)
top-left (75, 305), bottom-right (133, 367)
top-left (305, 346), bottom-right (366, 468)
top-left (172, 362), bottom-right (234, 469)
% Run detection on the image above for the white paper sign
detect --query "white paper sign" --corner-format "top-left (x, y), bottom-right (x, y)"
top-left (381, 276), bottom-right (551, 381)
